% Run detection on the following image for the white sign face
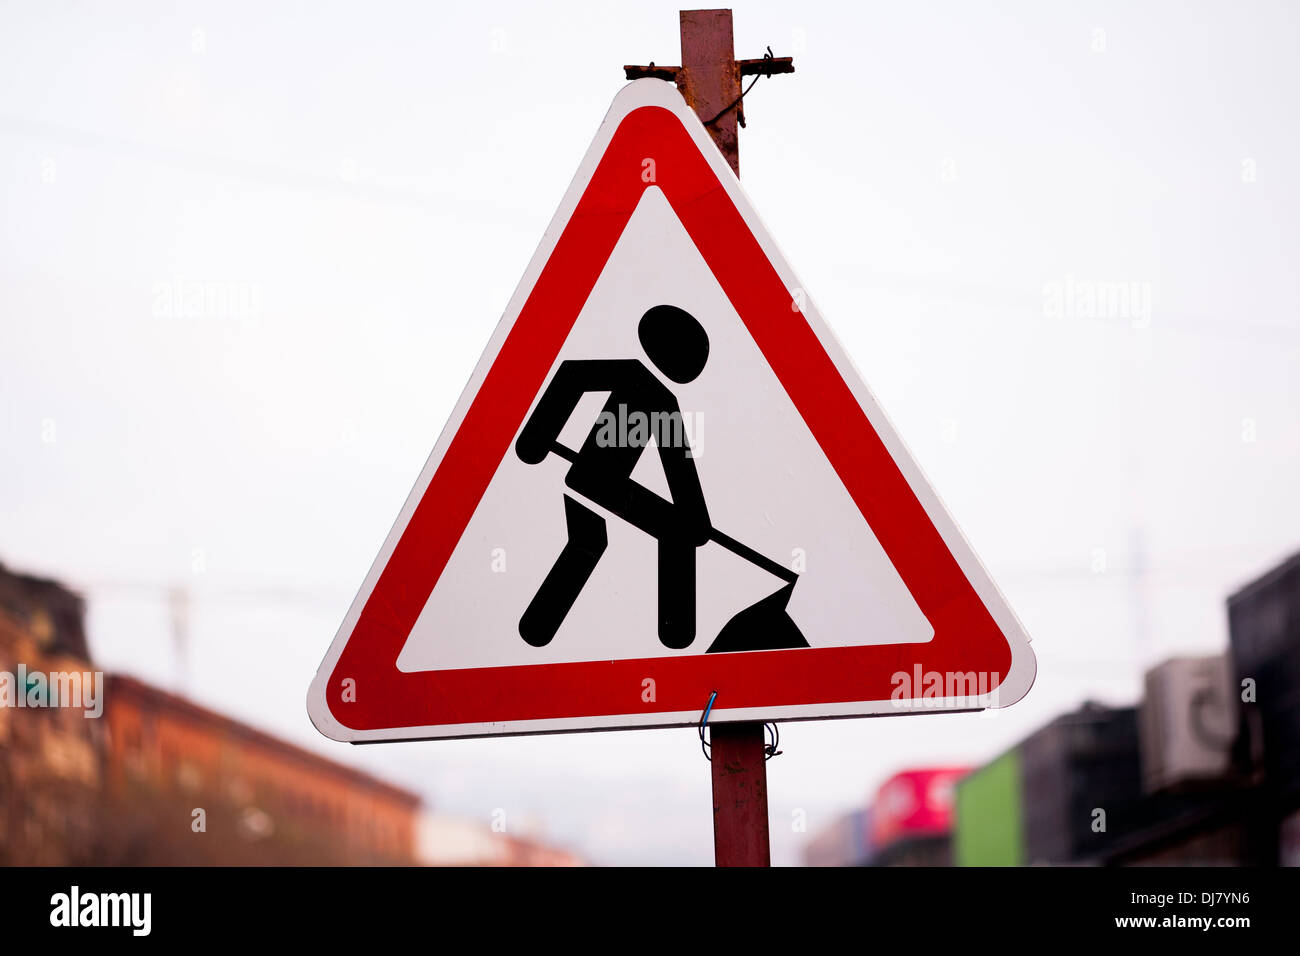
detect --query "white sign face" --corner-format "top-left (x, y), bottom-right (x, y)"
top-left (398, 186), bottom-right (934, 674)
top-left (308, 80), bottom-right (1035, 743)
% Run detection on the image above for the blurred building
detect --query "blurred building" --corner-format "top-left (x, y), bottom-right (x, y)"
top-left (0, 559), bottom-right (580, 866)
top-left (1227, 549), bottom-right (1300, 865)
top-left (803, 767), bottom-right (966, 867)
top-left (953, 696), bottom-right (1255, 866)
top-left (803, 809), bottom-right (870, 867)
top-left (0, 565), bottom-right (102, 865)
top-left (1018, 703), bottom-right (1151, 863)
top-left (801, 553), bottom-right (1300, 868)
top-left (0, 561), bottom-right (91, 660)
top-left (417, 814), bottom-right (583, 867)
top-left (894, 551), bottom-right (1300, 867)
top-left (870, 767), bottom-right (968, 866)
top-left (1100, 554), bottom-right (1300, 865)
top-left (98, 675), bottom-right (421, 865)
top-left (0, 557), bottom-right (422, 864)
top-left (955, 702), bottom-right (1150, 865)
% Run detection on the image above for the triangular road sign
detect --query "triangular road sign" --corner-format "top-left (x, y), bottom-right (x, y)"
top-left (308, 80), bottom-right (1035, 742)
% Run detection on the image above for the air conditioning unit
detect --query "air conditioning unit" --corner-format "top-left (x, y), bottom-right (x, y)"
top-left (1139, 654), bottom-right (1236, 793)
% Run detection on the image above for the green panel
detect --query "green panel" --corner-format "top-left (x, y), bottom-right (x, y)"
top-left (954, 750), bottom-right (1024, 866)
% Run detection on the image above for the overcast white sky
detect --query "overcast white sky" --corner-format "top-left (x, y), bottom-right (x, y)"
top-left (2, 0), bottom-right (1298, 865)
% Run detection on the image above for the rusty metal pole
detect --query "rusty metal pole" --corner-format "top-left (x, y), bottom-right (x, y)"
top-left (678, 8), bottom-right (742, 176)
top-left (708, 722), bottom-right (771, 866)
top-left (676, 8), bottom-right (771, 867)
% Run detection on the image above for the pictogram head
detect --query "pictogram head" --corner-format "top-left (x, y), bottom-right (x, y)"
top-left (638, 304), bottom-right (710, 383)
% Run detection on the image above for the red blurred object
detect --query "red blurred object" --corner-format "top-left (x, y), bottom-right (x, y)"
top-left (870, 767), bottom-right (971, 849)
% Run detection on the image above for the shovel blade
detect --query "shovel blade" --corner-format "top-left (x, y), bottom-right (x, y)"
top-left (706, 582), bottom-right (809, 653)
